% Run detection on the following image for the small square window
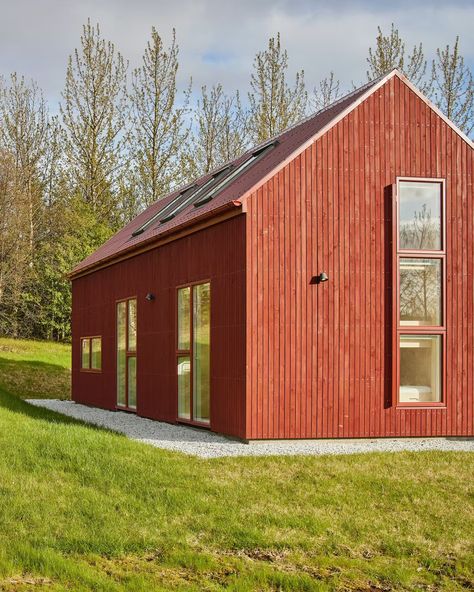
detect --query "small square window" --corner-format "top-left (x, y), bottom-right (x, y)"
top-left (81, 337), bottom-right (102, 371)
top-left (399, 335), bottom-right (441, 403)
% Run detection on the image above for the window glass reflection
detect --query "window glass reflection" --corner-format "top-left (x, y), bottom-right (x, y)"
top-left (400, 258), bottom-right (441, 326)
top-left (399, 182), bottom-right (441, 250)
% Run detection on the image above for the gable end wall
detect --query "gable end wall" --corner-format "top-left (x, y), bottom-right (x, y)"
top-left (245, 75), bottom-right (473, 439)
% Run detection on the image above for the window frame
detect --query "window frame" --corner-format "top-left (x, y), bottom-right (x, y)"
top-left (176, 279), bottom-right (211, 427)
top-left (392, 177), bottom-right (447, 408)
top-left (115, 296), bottom-right (138, 411)
top-left (80, 335), bottom-right (102, 372)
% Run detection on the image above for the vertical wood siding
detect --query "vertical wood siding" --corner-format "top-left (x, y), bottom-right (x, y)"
top-left (245, 76), bottom-right (473, 439)
top-left (72, 215), bottom-right (247, 438)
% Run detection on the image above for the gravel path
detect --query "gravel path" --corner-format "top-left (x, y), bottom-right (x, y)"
top-left (27, 399), bottom-right (474, 459)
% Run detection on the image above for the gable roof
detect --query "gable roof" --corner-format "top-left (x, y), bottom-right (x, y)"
top-left (70, 69), bottom-right (473, 279)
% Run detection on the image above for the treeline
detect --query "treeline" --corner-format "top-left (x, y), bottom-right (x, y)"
top-left (0, 22), bottom-right (472, 341)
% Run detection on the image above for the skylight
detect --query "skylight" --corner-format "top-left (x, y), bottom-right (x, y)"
top-left (130, 140), bottom-right (278, 237)
top-left (193, 140), bottom-right (278, 208)
top-left (131, 184), bottom-right (197, 237)
top-left (159, 165), bottom-right (231, 224)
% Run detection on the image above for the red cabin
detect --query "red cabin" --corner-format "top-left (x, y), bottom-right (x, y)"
top-left (70, 70), bottom-right (474, 440)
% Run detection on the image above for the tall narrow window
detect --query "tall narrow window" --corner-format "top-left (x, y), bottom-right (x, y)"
top-left (395, 180), bottom-right (445, 405)
top-left (193, 283), bottom-right (211, 423)
top-left (177, 282), bottom-right (211, 425)
top-left (116, 298), bottom-right (137, 410)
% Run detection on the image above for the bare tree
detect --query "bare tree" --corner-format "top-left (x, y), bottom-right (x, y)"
top-left (248, 33), bottom-right (307, 143)
top-left (61, 20), bottom-right (128, 223)
top-left (129, 27), bottom-right (191, 207)
top-left (191, 84), bottom-right (249, 175)
top-left (367, 24), bottom-right (428, 91)
top-left (0, 73), bottom-right (49, 255)
top-left (0, 151), bottom-right (31, 335)
top-left (311, 72), bottom-right (342, 112)
top-left (430, 37), bottom-right (473, 136)
top-left (214, 90), bottom-right (249, 168)
top-left (0, 76), bottom-right (71, 339)
top-left (41, 115), bottom-right (66, 208)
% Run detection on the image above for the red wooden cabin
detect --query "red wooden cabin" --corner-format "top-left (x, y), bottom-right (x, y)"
top-left (70, 70), bottom-right (474, 440)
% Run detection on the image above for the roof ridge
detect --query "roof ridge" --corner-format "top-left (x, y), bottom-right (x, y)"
top-left (146, 74), bottom-right (387, 207)
top-left (248, 73), bottom-right (386, 150)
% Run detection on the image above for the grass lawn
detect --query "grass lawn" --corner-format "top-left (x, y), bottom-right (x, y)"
top-left (0, 337), bottom-right (70, 400)
top-left (0, 338), bottom-right (472, 591)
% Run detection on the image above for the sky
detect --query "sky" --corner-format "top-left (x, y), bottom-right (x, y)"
top-left (0, 0), bottom-right (473, 112)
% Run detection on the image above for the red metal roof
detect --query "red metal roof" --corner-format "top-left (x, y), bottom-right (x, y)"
top-left (71, 77), bottom-right (382, 277)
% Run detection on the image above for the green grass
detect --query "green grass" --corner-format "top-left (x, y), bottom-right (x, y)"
top-left (0, 337), bottom-right (70, 399)
top-left (0, 338), bottom-right (472, 591)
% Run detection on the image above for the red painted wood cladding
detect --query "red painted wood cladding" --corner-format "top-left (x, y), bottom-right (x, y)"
top-left (72, 215), bottom-right (247, 438)
top-left (245, 76), bottom-right (473, 439)
top-left (72, 74), bottom-right (473, 441)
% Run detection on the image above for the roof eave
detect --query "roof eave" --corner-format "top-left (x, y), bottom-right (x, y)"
top-left (68, 200), bottom-right (243, 280)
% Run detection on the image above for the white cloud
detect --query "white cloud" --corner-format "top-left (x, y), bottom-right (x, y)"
top-left (0, 0), bottom-right (472, 111)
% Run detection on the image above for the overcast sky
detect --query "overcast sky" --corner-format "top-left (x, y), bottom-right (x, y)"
top-left (0, 0), bottom-right (473, 111)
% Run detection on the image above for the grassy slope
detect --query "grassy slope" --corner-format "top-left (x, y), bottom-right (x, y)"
top-left (0, 337), bottom-right (70, 400)
top-left (0, 339), bottom-right (472, 591)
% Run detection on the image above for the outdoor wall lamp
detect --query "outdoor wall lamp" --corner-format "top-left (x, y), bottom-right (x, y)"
top-left (318, 272), bottom-right (329, 283)
top-left (145, 293), bottom-right (155, 301)
top-left (310, 272), bottom-right (329, 284)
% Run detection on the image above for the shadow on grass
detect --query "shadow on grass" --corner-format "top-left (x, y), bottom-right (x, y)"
top-left (0, 356), bottom-right (70, 400)
top-left (0, 356), bottom-right (67, 372)
top-left (0, 385), bottom-right (124, 440)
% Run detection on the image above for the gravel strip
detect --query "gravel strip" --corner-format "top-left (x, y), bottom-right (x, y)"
top-left (27, 399), bottom-right (474, 459)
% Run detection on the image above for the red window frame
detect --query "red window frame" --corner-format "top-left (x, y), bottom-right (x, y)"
top-left (392, 177), bottom-right (447, 408)
top-left (116, 297), bottom-right (137, 412)
top-left (176, 279), bottom-right (211, 428)
top-left (80, 336), bottom-right (102, 372)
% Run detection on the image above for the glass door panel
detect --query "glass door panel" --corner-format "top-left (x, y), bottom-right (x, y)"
top-left (128, 356), bottom-right (137, 409)
top-left (177, 355), bottom-right (191, 419)
top-left (177, 282), bottom-right (211, 425)
top-left (177, 287), bottom-right (191, 350)
top-left (117, 301), bottom-right (127, 407)
top-left (128, 299), bottom-right (137, 351)
top-left (193, 283), bottom-right (210, 424)
top-left (116, 298), bottom-right (137, 410)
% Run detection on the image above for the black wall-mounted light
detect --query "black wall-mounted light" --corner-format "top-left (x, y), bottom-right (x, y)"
top-left (145, 293), bottom-right (155, 301)
top-left (318, 272), bottom-right (329, 283)
top-left (310, 272), bottom-right (329, 285)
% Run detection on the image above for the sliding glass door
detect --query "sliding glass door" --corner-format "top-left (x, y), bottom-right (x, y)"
top-left (177, 282), bottom-right (210, 425)
top-left (117, 298), bottom-right (137, 410)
